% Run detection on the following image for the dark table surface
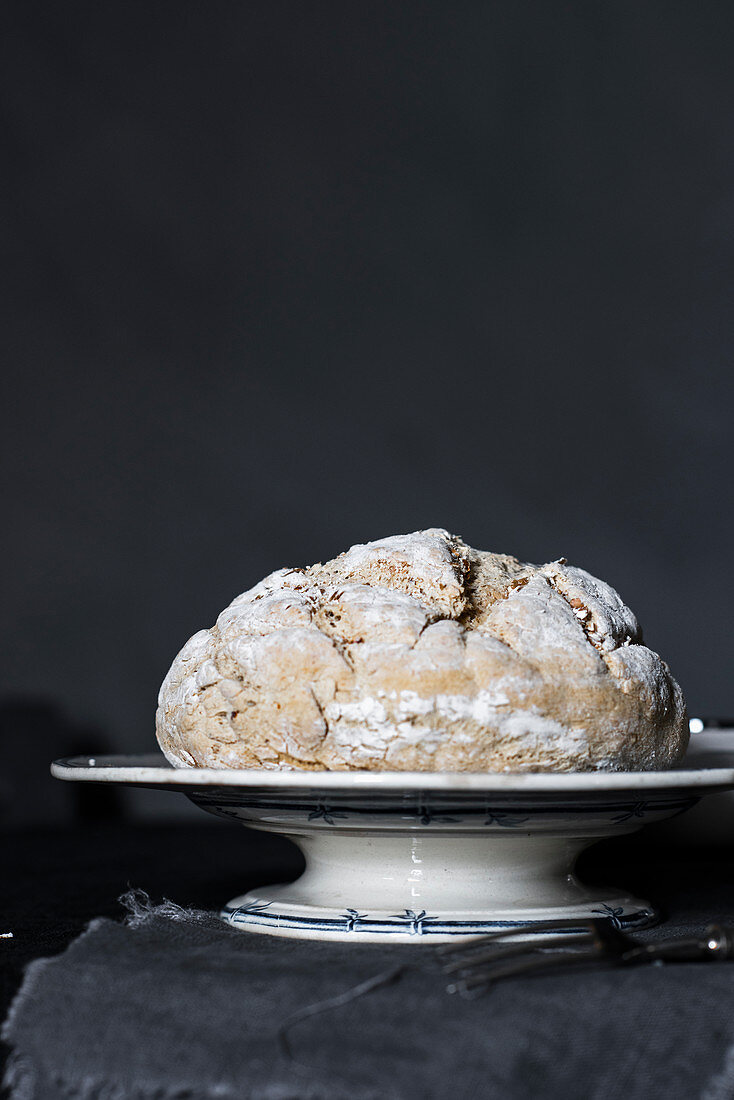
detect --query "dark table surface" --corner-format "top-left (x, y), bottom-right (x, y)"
top-left (2, 820), bottom-right (734, 1097)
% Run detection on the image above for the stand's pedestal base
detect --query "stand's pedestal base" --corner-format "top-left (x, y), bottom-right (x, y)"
top-left (220, 832), bottom-right (656, 943)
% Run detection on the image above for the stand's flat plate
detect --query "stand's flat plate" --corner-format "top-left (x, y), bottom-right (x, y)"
top-left (51, 736), bottom-right (734, 797)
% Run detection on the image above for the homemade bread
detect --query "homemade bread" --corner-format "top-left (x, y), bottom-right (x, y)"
top-left (156, 529), bottom-right (687, 772)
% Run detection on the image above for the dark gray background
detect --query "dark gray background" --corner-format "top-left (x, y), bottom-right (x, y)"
top-left (3, 1), bottom-right (734, 823)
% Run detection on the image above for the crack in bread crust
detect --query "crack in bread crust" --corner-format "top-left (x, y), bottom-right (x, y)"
top-left (156, 529), bottom-right (688, 773)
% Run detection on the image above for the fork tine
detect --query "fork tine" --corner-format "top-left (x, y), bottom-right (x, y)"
top-left (436, 918), bottom-right (595, 958)
top-left (447, 945), bottom-right (602, 997)
top-left (442, 931), bottom-right (594, 974)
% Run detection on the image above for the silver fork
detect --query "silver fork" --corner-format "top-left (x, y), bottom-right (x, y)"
top-left (438, 920), bottom-right (734, 997)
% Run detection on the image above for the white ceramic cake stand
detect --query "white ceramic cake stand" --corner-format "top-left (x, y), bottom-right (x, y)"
top-left (52, 739), bottom-right (734, 944)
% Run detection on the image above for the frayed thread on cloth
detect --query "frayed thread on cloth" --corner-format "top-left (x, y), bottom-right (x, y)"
top-left (277, 963), bottom-right (408, 1072)
top-left (118, 888), bottom-right (220, 929)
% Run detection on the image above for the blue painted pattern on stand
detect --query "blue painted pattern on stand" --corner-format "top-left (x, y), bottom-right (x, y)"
top-left (223, 904), bottom-right (656, 938)
top-left (591, 904), bottom-right (626, 929)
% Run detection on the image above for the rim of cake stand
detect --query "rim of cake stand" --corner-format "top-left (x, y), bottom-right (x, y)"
top-left (51, 753), bottom-right (734, 795)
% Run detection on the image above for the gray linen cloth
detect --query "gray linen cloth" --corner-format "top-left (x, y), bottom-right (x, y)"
top-left (4, 892), bottom-right (734, 1100)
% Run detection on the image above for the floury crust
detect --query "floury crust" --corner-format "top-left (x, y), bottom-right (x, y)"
top-left (156, 530), bottom-right (688, 773)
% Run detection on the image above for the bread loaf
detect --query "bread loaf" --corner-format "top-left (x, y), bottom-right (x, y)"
top-left (156, 529), bottom-right (687, 772)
